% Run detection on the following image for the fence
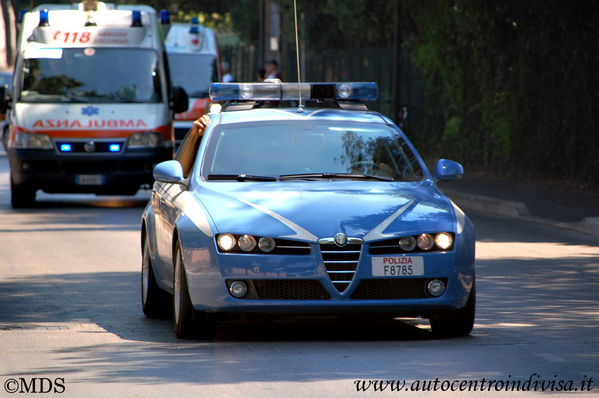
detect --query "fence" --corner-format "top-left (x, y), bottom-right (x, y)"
top-left (219, 44), bottom-right (425, 133)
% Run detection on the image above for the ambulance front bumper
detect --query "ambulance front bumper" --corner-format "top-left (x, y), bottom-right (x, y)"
top-left (8, 147), bottom-right (171, 194)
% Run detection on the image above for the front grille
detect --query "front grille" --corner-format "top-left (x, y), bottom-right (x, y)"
top-left (62, 160), bottom-right (118, 173)
top-left (351, 278), bottom-right (448, 300)
top-left (55, 141), bottom-right (124, 153)
top-left (230, 280), bottom-right (330, 300)
top-left (319, 241), bottom-right (362, 293)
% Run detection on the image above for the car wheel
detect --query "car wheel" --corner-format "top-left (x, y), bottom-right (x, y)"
top-left (173, 241), bottom-right (215, 339)
top-left (141, 234), bottom-right (170, 318)
top-left (10, 176), bottom-right (36, 208)
top-left (429, 279), bottom-right (475, 338)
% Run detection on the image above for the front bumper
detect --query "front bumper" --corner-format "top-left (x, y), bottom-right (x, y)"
top-left (8, 147), bottom-right (171, 194)
top-left (182, 241), bottom-right (475, 318)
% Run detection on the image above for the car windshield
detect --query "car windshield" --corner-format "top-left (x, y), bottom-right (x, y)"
top-left (167, 53), bottom-right (218, 98)
top-left (201, 120), bottom-right (424, 181)
top-left (20, 48), bottom-right (162, 103)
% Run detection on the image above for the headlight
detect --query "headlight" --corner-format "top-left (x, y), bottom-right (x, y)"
top-left (127, 132), bottom-right (162, 148)
top-left (398, 236), bottom-right (416, 251)
top-left (217, 234), bottom-right (236, 251)
top-left (238, 234), bottom-right (257, 252)
top-left (435, 232), bottom-right (453, 250)
top-left (258, 237), bottom-right (276, 253)
top-left (14, 132), bottom-right (53, 150)
top-left (416, 233), bottom-right (435, 251)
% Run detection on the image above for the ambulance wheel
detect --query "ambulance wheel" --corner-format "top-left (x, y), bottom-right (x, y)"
top-left (10, 177), bottom-right (36, 208)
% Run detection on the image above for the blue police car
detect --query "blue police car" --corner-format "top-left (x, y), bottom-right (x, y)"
top-left (141, 82), bottom-right (475, 338)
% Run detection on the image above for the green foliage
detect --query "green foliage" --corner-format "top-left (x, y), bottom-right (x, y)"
top-left (405, 0), bottom-right (599, 185)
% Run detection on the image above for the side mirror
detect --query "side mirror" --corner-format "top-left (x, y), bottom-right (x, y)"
top-left (153, 160), bottom-right (185, 184)
top-left (171, 85), bottom-right (189, 114)
top-left (435, 159), bottom-right (464, 181)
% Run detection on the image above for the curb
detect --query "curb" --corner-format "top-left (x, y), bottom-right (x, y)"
top-left (442, 189), bottom-right (530, 218)
top-left (442, 189), bottom-right (599, 239)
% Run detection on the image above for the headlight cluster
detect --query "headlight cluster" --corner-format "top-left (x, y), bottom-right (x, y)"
top-left (127, 132), bottom-right (162, 148)
top-left (13, 132), bottom-right (53, 150)
top-left (217, 233), bottom-right (277, 253)
top-left (399, 232), bottom-right (454, 252)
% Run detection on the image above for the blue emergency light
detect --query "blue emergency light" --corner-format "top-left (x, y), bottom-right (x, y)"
top-left (209, 82), bottom-right (378, 102)
top-left (160, 9), bottom-right (170, 24)
top-left (60, 144), bottom-right (71, 152)
top-left (131, 10), bottom-right (142, 27)
top-left (18, 9), bottom-right (28, 23)
top-left (189, 17), bottom-right (200, 34)
top-left (109, 144), bottom-right (121, 152)
top-left (38, 9), bottom-right (49, 27)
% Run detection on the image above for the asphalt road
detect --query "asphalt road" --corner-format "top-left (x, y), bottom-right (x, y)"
top-left (0, 149), bottom-right (597, 397)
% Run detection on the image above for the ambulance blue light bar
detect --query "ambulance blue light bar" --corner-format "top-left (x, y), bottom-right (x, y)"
top-left (189, 17), bottom-right (200, 34)
top-left (38, 9), bottom-right (49, 27)
top-left (209, 82), bottom-right (378, 102)
top-left (60, 144), bottom-right (71, 152)
top-left (131, 10), bottom-right (142, 27)
top-left (160, 9), bottom-right (170, 24)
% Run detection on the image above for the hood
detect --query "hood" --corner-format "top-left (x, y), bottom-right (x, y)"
top-left (194, 181), bottom-right (456, 242)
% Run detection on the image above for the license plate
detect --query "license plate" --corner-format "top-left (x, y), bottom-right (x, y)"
top-left (372, 256), bottom-right (424, 277)
top-left (76, 174), bottom-right (105, 185)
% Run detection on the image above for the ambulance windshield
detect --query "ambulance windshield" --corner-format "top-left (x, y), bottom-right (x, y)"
top-left (167, 53), bottom-right (218, 97)
top-left (20, 48), bottom-right (162, 103)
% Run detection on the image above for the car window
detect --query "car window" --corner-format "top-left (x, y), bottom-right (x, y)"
top-left (201, 120), bottom-right (424, 181)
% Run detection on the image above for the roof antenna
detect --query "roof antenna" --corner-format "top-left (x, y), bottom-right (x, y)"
top-left (293, 0), bottom-right (304, 113)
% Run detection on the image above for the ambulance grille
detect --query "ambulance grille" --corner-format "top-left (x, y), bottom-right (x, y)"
top-left (319, 241), bottom-right (362, 293)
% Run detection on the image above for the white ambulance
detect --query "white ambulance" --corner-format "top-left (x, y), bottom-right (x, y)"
top-left (164, 18), bottom-right (220, 147)
top-left (2, 2), bottom-right (187, 207)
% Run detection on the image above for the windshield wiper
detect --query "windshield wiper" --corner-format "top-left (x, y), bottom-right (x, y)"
top-left (207, 174), bottom-right (277, 182)
top-left (279, 173), bottom-right (394, 181)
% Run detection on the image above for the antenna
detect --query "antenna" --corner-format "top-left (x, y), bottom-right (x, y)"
top-left (293, 0), bottom-right (303, 112)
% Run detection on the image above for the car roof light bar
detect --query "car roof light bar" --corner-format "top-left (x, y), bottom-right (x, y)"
top-left (209, 82), bottom-right (378, 102)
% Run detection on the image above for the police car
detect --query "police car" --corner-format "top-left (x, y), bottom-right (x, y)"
top-left (141, 81), bottom-right (476, 338)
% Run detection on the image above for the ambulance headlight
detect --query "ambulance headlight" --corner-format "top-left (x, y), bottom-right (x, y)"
top-left (127, 132), bottom-right (162, 148)
top-left (14, 132), bottom-right (53, 150)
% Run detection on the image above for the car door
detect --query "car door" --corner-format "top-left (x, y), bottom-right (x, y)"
top-left (154, 181), bottom-right (186, 287)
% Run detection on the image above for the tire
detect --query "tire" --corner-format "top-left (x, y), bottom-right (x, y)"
top-left (173, 241), bottom-right (214, 339)
top-left (429, 279), bottom-right (475, 338)
top-left (10, 176), bottom-right (36, 208)
top-left (141, 234), bottom-right (170, 318)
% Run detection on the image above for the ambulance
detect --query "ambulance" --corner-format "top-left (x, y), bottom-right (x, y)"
top-left (2, 2), bottom-right (188, 207)
top-left (164, 18), bottom-right (220, 147)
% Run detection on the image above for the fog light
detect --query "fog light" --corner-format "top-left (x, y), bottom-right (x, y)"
top-left (238, 234), bottom-right (256, 252)
top-left (258, 237), bottom-right (276, 253)
top-left (217, 234), bottom-right (236, 251)
top-left (229, 281), bottom-right (247, 298)
top-left (427, 279), bottom-right (445, 297)
top-left (417, 233), bottom-right (434, 251)
top-left (399, 236), bottom-right (416, 251)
